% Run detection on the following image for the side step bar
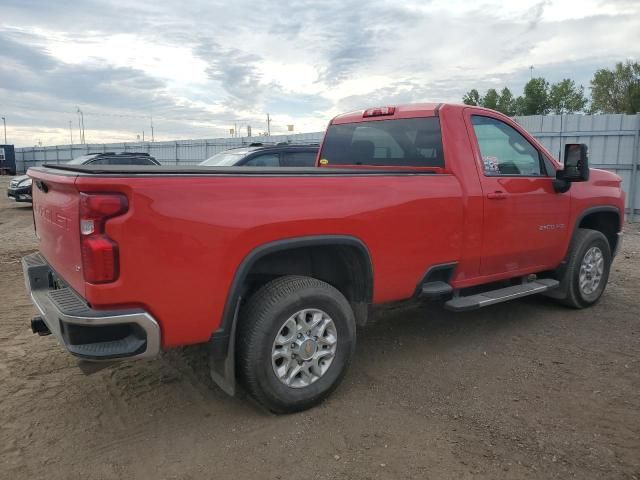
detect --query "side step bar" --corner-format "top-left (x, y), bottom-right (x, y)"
top-left (445, 279), bottom-right (560, 312)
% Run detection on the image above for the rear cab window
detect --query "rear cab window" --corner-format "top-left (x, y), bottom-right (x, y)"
top-left (319, 117), bottom-right (445, 168)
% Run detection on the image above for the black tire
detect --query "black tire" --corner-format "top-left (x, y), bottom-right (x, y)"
top-left (558, 228), bottom-right (612, 309)
top-left (237, 275), bottom-right (356, 413)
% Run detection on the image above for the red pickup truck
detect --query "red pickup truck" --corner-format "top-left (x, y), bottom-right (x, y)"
top-left (22, 103), bottom-right (624, 413)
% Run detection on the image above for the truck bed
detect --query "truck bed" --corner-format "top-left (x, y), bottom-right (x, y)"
top-left (28, 163), bottom-right (464, 349)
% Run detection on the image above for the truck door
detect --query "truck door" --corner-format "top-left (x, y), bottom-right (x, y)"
top-left (467, 112), bottom-right (570, 277)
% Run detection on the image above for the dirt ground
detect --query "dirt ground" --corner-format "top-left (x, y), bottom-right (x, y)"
top-left (0, 175), bottom-right (638, 480)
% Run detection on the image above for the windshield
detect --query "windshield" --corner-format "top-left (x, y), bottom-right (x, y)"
top-left (200, 151), bottom-right (247, 166)
top-left (66, 154), bottom-right (99, 165)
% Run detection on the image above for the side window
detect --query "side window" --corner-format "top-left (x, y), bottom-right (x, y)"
top-left (320, 117), bottom-right (444, 168)
top-left (244, 154), bottom-right (280, 167)
top-left (86, 157), bottom-right (110, 165)
top-left (471, 116), bottom-right (543, 176)
top-left (281, 151), bottom-right (317, 167)
top-left (112, 157), bottom-right (156, 165)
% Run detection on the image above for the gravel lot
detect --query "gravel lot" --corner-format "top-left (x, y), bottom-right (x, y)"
top-left (1, 175), bottom-right (639, 479)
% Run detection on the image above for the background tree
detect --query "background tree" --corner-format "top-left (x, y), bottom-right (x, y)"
top-left (548, 79), bottom-right (588, 114)
top-left (496, 87), bottom-right (516, 116)
top-left (521, 77), bottom-right (550, 115)
top-left (462, 87), bottom-right (515, 114)
top-left (461, 82), bottom-right (547, 116)
top-left (590, 61), bottom-right (640, 114)
top-left (513, 96), bottom-right (526, 116)
top-left (482, 89), bottom-right (499, 110)
top-left (460, 76), bottom-right (597, 116)
top-left (462, 89), bottom-right (481, 106)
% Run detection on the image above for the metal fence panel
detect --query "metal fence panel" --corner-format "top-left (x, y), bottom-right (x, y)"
top-left (15, 115), bottom-right (639, 218)
top-left (514, 113), bottom-right (640, 219)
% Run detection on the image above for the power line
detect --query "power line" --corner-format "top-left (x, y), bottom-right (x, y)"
top-left (1, 101), bottom-right (254, 125)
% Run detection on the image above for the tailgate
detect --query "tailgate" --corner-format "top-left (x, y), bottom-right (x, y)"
top-left (29, 168), bottom-right (85, 295)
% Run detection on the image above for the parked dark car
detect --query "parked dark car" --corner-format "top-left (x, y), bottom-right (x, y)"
top-left (7, 152), bottom-right (160, 203)
top-left (199, 143), bottom-right (319, 167)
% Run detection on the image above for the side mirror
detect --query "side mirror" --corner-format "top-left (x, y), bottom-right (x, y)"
top-left (561, 143), bottom-right (589, 182)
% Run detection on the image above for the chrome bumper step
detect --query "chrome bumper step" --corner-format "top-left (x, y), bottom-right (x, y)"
top-left (22, 252), bottom-right (161, 361)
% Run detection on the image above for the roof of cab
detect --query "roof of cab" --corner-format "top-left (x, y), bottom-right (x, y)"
top-left (330, 103), bottom-right (470, 124)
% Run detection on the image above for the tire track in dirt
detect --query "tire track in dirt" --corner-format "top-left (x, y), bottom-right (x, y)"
top-left (1, 176), bottom-right (639, 479)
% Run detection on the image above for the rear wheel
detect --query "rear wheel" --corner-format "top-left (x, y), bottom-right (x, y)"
top-left (558, 228), bottom-right (612, 308)
top-left (237, 276), bottom-right (356, 413)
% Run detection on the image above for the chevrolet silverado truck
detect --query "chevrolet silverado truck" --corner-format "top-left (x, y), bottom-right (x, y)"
top-left (22, 103), bottom-right (624, 413)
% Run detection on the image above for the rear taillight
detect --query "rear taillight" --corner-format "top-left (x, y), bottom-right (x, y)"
top-left (79, 193), bottom-right (128, 283)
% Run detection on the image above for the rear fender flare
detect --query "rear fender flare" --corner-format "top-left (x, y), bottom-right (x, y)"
top-left (208, 235), bottom-right (373, 395)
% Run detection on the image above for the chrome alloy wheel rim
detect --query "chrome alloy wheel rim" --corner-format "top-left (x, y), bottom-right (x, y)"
top-left (579, 246), bottom-right (604, 296)
top-left (271, 309), bottom-right (338, 388)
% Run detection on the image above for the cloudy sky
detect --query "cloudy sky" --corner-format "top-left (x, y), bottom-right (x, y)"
top-left (1, 0), bottom-right (639, 147)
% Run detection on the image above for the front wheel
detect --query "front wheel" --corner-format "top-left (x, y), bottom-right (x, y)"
top-left (237, 276), bottom-right (356, 413)
top-left (559, 228), bottom-right (612, 308)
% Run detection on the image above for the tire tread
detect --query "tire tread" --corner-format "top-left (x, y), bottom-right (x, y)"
top-left (559, 228), bottom-right (611, 308)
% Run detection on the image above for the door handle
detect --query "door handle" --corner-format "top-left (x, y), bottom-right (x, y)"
top-left (487, 191), bottom-right (508, 200)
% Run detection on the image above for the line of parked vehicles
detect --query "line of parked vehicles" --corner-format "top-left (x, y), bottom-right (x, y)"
top-left (7, 143), bottom-right (319, 203)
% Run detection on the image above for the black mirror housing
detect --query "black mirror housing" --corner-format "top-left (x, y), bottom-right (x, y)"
top-left (561, 143), bottom-right (589, 182)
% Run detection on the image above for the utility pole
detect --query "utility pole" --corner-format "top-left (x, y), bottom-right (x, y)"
top-left (529, 65), bottom-right (534, 79)
top-left (266, 113), bottom-right (271, 136)
top-left (142, 131), bottom-right (145, 142)
top-left (1, 117), bottom-right (6, 144)
top-left (69, 120), bottom-right (73, 144)
top-left (150, 116), bottom-right (155, 142)
top-left (76, 107), bottom-right (85, 144)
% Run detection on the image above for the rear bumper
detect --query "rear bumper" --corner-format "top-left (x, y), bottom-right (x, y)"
top-left (7, 186), bottom-right (32, 202)
top-left (22, 252), bottom-right (160, 361)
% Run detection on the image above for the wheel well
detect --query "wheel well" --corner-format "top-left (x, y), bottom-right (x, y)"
top-left (209, 238), bottom-right (373, 395)
top-left (245, 244), bottom-right (372, 308)
top-left (578, 210), bottom-right (620, 253)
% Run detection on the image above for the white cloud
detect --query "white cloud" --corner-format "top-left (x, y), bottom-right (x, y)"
top-left (257, 61), bottom-right (321, 94)
top-left (47, 33), bottom-right (210, 86)
top-left (0, 0), bottom-right (639, 146)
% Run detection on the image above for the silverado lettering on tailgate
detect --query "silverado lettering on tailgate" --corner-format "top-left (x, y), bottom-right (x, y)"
top-left (36, 205), bottom-right (71, 231)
